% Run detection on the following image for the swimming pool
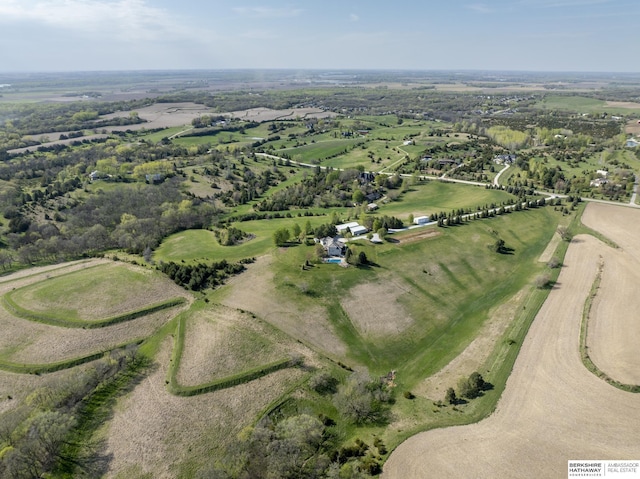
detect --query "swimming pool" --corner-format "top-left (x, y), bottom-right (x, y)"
top-left (326, 258), bottom-right (342, 264)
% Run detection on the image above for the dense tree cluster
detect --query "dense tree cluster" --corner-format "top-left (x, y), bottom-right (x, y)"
top-left (0, 346), bottom-right (143, 478)
top-left (214, 226), bottom-right (249, 246)
top-left (157, 259), bottom-right (249, 291)
top-left (255, 168), bottom-right (380, 211)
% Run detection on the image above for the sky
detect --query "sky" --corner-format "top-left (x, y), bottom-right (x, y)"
top-left (0, 0), bottom-right (639, 73)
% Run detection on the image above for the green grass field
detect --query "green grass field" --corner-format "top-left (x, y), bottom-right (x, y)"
top-left (379, 180), bottom-right (516, 219)
top-left (261, 206), bottom-right (559, 386)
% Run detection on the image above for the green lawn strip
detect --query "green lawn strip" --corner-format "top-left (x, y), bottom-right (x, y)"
top-left (1, 294), bottom-right (185, 328)
top-left (166, 306), bottom-right (298, 397)
top-left (579, 258), bottom-right (640, 393)
top-left (0, 338), bottom-right (145, 374)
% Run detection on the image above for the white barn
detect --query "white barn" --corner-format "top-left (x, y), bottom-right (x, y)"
top-left (336, 222), bottom-right (360, 234)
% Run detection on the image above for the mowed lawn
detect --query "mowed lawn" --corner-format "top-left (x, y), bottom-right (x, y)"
top-left (265, 206), bottom-right (559, 387)
top-left (379, 181), bottom-right (517, 220)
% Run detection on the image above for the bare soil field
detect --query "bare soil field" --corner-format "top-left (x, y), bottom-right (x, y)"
top-left (218, 255), bottom-right (347, 357)
top-left (340, 279), bottom-right (414, 337)
top-left (624, 118), bottom-right (640, 136)
top-left (383, 204), bottom-right (640, 478)
top-left (176, 304), bottom-right (313, 386)
top-left (9, 103), bottom-right (337, 154)
top-left (101, 102), bottom-right (217, 131)
top-left (581, 202), bottom-right (640, 385)
top-left (396, 229), bottom-right (440, 245)
top-left (225, 107), bottom-right (337, 122)
top-left (102, 339), bottom-right (305, 478)
top-left (582, 202), bottom-right (640, 264)
top-left (606, 100), bottom-right (640, 109)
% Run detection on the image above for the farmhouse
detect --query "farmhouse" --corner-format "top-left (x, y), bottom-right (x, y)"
top-left (414, 215), bottom-right (430, 225)
top-left (494, 154), bottom-right (517, 165)
top-left (320, 236), bottom-right (346, 257)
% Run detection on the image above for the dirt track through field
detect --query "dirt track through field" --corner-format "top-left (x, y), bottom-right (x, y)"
top-left (383, 203), bottom-right (640, 479)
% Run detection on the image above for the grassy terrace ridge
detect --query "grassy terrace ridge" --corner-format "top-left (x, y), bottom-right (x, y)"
top-left (0, 338), bottom-right (144, 374)
top-left (167, 309), bottom-right (298, 396)
top-left (579, 257), bottom-right (640, 393)
top-left (1, 293), bottom-right (185, 328)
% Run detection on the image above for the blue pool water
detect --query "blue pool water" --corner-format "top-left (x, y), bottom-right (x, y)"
top-left (326, 258), bottom-right (342, 263)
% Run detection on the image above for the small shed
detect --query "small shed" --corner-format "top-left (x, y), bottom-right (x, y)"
top-left (367, 203), bottom-right (378, 211)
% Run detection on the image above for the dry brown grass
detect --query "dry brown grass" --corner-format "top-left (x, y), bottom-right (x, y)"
top-left (538, 232), bottom-right (561, 263)
top-left (340, 279), bottom-right (414, 337)
top-left (176, 304), bottom-right (313, 386)
top-left (0, 361), bottom-right (97, 416)
top-left (219, 255), bottom-right (347, 357)
top-left (102, 338), bottom-right (305, 479)
top-left (5, 306), bottom-right (185, 364)
top-left (383, 204), bottom-right (640, 478)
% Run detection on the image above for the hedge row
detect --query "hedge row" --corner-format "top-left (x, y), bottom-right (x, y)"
top-left (0, 338), bottom-right (144, 374)
top-left (1, 295), bottom-right (186, 329)
top-left (169, 358), bottom-right (295, 397)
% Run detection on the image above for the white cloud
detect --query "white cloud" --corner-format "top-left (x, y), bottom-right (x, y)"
top-left (0, 0), bottom-right (196, 42)
top-left (233, 6), bottom-right (303, 18)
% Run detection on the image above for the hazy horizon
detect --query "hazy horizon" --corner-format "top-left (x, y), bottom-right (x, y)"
top-left (1, 1), bottom-right (639, 74)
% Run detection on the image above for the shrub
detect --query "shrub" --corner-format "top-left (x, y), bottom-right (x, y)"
top-left (309, 372), bottom-right (338, 395)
